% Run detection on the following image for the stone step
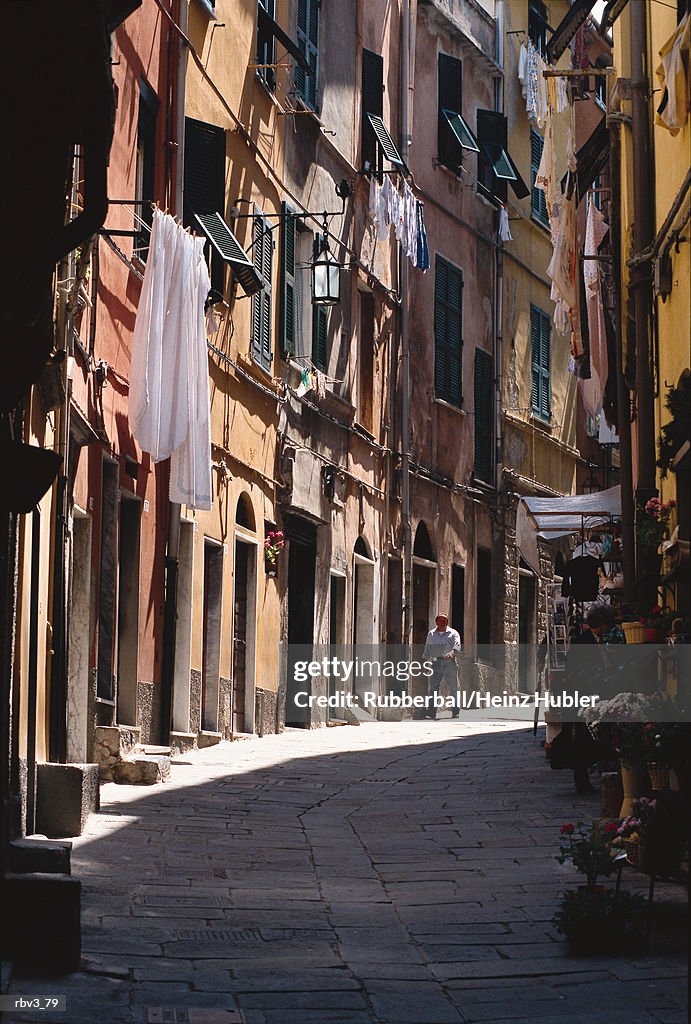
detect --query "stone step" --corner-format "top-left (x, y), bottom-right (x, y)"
top-left (136, 743), bottom-right (173, 756)
top-left (114, 754), bottom-right (171, 785)
top-left (197, 729), bottom-right (223, 748)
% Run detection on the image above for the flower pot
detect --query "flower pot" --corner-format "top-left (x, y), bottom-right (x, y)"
top-left (600, 772), bottom-right (624, 818)
top-left (646, 763), bottom-right (670, 791)
top-left (623, 836), bottom-right (641, 868)
top-left (644, 627), bottom-right (663, 643)
top-left (622, 621), bottom-right (645, 644)
top-left (620, 765), bottom-right (646, 817)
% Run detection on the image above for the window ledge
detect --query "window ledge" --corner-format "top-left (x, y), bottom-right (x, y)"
top-left (530, 213), bottom-right (551, 233)
top-left (434, 397), bottom-right (465, 415)
top-left (292, 95), bottom-right (323, 125)
top-left (530, 413), bottom-right (553, 433)
top-left (237, 352), bottom-right (280, 391)
top-left (193, 0), bottom-right (217, 19)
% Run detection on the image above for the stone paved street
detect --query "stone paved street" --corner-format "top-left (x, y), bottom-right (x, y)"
top-left (6, 721), bottom-right (688, 1024)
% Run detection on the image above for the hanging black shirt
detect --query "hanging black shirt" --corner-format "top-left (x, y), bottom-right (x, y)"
top-left (561, 555), bottom-right (601, 601)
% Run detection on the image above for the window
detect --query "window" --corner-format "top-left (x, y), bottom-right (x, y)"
top-left (183, 117), bottom-right (226, 292)
top-left (528, 0), bottom-right (548, 55)
top-left (592, 174), bottom-right (603, 212)
top-left (530, 129), bottom-right (549, 226)
top-left (279, 202), bottom-right (296, 357)
top-left (477, 110), bottom-right (528, 206)
top-left (295, 0), bottom-right (320, 109)
top-left (312, 304), bottom-right (328, 371)
top-left (530, 305), bottom-right (551, 420)
top-left (256, 0), bottom-right (276, 92)
top-left (451, 564), bottom-right (465, 645)
top-left (361, 48), bottom-right (383, 172)
top-left (251, 212), bottom-right (273, 370)
top-left (476, 548), bottom-right (492, 648)
top-left (434, 255), bottom-right (463, 407)
top-left (437, 54), bottom-right (479, 172)
top-left (358, 291), bottom-right (375, 431)
top-left (134, 79), bottom-right (158, 260)
top-left (594, 57), bottom-right (608, 108)
top-left (474, 348), bottom-right (494, 484)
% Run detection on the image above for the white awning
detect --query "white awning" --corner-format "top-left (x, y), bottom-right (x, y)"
top-left (516, 486), bottom-right (621, 573)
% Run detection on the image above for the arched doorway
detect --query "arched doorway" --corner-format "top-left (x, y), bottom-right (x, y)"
top-left (412, 521), bottom-right (437, 645)
top-left (232, 494), bottom-right (258, 734)
top-left (352, 536), bottom-right (375, 701)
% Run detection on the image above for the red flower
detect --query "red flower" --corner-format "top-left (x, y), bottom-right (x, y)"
top-left (602, 822), bottom-right (618, 835)
top-left (560, 823), bottom-right (575, 835)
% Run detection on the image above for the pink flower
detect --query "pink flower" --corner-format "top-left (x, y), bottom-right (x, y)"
top-left (560, 824), bottom-right (575, 835)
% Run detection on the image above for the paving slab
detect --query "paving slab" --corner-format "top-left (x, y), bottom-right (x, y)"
top-left (4, 721), bottom-right (687, 1024)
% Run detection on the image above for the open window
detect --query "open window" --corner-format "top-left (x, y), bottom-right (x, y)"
top-left (295, 0), bottom-right (320, 110)
top-left (476, 110), bottom-right (529, 206)
top-left (256, 0), bottom-right (312, 96)
top-left (438, 54), bottom-right (479, 173)
top-left (134, 79), bottom-right (158, 260)
top-left (361, 49), bottom-right (402, 173)
top-left (528, 0), bottom-right (549, 56)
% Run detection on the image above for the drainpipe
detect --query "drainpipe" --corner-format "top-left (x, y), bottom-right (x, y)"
top-left (494, 0), bottom-right (505, 494)
top-left (160, 0), bottom-right (188, 744)
top-left (609, 85), bottom-right (635, 603)
top-left (400, 0), bottom-right (412, 646)
top-left (630, 0), bottom-right (656, 508)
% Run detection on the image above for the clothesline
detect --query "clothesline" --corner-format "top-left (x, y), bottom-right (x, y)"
top-left (367, 172), bottom-right (430, 271)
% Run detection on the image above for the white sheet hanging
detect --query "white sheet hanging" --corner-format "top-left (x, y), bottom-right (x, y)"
top-left (129, 209), bottom-right (213, 511)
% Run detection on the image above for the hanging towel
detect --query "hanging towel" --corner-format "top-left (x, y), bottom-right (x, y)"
top-left (579, 198), bottom-right (610, 418)
top-left (415, 202), bottom-right (430, 270)
top-left (368, 174), bottom-right (378, 223)
top-left (499, 207), bottom-right (513, 242)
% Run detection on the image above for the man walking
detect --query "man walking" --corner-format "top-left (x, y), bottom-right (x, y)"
top-left (422, 613), bottom-right (461, 719)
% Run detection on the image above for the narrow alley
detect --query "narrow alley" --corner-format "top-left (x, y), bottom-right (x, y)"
top-left (6, 721), bottom-right (687, 1024)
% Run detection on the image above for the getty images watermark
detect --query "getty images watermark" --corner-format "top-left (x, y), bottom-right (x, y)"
top-left (281, 644), bottom-right (691, 722)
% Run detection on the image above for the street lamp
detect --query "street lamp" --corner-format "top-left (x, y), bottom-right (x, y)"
top-left (311, 217), bottom-right (340, 306)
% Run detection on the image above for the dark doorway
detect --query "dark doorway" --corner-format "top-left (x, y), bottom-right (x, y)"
top-left (232, 541), bottom-right (249, 734)
top-left (285, 517), bottom-right (317, 726)
top-left (451, 563), bottom-right (465, 644)
top-left (476, 547), bottom-right (492, 651)
top-left (202, 541), bottom-right (223, 732)
top-left (386, 557), bottom-right (403, 645)
top-left (518, 571), bottom-right (536, 692)
top-left (116, 495), bottom-right (141, 727)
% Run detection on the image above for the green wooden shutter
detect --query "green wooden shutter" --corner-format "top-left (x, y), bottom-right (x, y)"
top-left (474, 348), bottom-right (493, 483)
top-left (530, 129), bottom-right (548, 224)
top-left (183, 117), bottom-right (226, 291)
top-left (434, 255), bottom-right (463, 407)
top-left (530, 305), bottom-right (550, 418)
top-left (280, 202), bottom-right (296, 357)
top-left (438, 54), bottom-right (462, 169)
top-left (540, 310), bottom-right (551, 417)
top-left (362, 48), bottom-right (384, 171)
top-left (295, 0), bottom-right (319, 109)
top-left (312, 305), bottom-right (328, 371)
top-left (252, 213), bottom-right (273, 370)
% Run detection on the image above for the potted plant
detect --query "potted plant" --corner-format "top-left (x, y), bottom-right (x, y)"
top-left (615, 795), bottom-right (688, 876)
top-left (264, 529), bottom-right (284, 576)
top-left (553, 823), bottom-right (647, 955)
top-left (636, 498), bottom-right (676, 576)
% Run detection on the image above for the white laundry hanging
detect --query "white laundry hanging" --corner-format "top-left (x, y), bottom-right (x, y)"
top-left (129, 208), bottom-right (213, 511)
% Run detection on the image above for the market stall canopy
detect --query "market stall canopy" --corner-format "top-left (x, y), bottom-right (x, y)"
top-left (517, 486), bottom-right (621, 574)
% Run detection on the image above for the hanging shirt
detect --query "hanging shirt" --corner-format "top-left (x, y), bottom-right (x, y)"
top-left (655, 10), bottom-right (690, 135)
top-left (377, 178), bottom-right (390, 241)
top-left (579, 198), bottom-right (610, 418)
top-left (561, 555), bottom-right (601, 601)
top-left (416, 202), bottom-right (430, 270)
top-left (499, 207), bottom-right (513, 242)
top-left (368, 175), bottom-right (378, 224)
